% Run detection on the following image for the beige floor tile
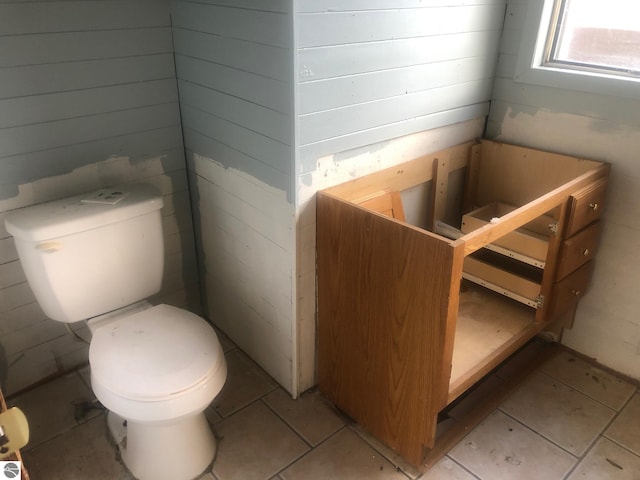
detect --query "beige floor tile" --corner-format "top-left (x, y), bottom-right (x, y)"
top-left (605, 393), bottom-right (640, 455)
top-left (205, 404), bottom-right (223, 424)
top-left (279, 428), bottom-right (407, 480)
top-left (212, 349), bottom-right (277, 418)
top-left (500, 371), bottom-right (615, 456)
top-left (421, 456), bottom-right (477, 480)
top-left (215, 327), bottom-right (237, 353)
top-left (77, 364), bottom-right (91, 389)
top-left (22, 415), bottom-right (130, 480)
top-left (567, 437), bottom-right (640, 480)
top-left (541, 351), bottom-right (637, 410)
top-left (350, 424), bottom-right (422, 479)
top-left (11, 371), bottom-right (98, 448)
top-left (449, 411), bottom-right (576, 480)
top-left (212, 401), bottom-right (309, 480)
top-left (263, 389), bottom-right (344, 446)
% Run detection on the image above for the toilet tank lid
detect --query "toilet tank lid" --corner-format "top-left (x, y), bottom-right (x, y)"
top-left (4, 184), bottom-right (163, 242)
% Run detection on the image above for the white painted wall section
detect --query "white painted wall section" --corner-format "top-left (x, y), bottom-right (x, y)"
top-left (189, 155), bottom-right (295, 394)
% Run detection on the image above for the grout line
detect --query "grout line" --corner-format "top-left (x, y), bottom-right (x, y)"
top-left (443, 454), bottom-right (482, 480)
top-left (539, 365), bottom-right (638, 412)
top-left (497, 406), bottom-right (581, 459)
top-left (600, 434), bottom-right (640, 459)
top-left (271, 425), bottom-right (348, 478)
top-left (260, 394), bottom-right (315, 449)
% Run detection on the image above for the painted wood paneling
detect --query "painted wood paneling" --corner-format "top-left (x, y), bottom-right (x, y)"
top-left (0, 1), bottom-right (169, 35)
top-left (0, 79), bottom-right (178, 129)
top-left (300, 80), bottom-right (494, 145)
top-left (0, 0), bottom-right (195, 395)
top-left (0, 28), bottom-right (173, 68)
top-left (299, 31), bottom-right (502, 82)
top-left (171, 2), bottom-right (289, 48)
top-left (296, 2), bottom-right (505, 160)
top-left (298, 4), bottom-right (505, 47)
top-left (299, 57), bottom-right (496, 114)
top-left (172, 29), bottom-right (288, 82)
top-left (175, 55), bottom-right (290, 115)
top-left (299, 0), bottom-right (505, 11)
top-left (0, 103), bottom-right (180, 159)
top-left (487, 0), bottom-right (640, 381)
top-left (188, 156), bottom-right (295, 391)
top-left (173, 0), bottom-right (294, 392)
top-left (178, 81), bottom-right (291, 144)
top-left (0, 54), bottom-right (176, 99)
top-left (180, 107), bottom-right (290, 174)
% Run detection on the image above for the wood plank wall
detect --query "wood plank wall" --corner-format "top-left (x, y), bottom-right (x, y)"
top-left (172, 0), bottom-right (294, 196)
top-left (0, 0), bottom-right (197, 395)
top-left (296, 0), bottom-right (506, 171)
top-left (172, 0), bottom-right (297, 393)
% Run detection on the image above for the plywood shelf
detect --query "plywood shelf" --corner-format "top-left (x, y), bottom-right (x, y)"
top-left (448, 284), bottom-right (537, 402)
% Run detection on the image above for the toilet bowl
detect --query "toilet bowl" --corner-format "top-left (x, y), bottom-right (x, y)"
top-left (89, 302), bottom-right (227, 480)
top-left (3, 184), bottom-right (228, 480)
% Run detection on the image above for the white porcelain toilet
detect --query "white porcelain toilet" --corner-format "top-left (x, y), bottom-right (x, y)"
top-left (4, 184), bottom-right (227, 480)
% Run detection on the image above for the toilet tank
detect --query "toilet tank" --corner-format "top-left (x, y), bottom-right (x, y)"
top-left (4, 184), bottom-right (165, 323)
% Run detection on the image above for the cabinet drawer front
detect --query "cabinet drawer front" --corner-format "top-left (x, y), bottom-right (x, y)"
top-left (556, 222), bottom-right (602, 280)
top-left (566, 178), bottom-right (607, 237)
top-left (550, 261), bottom-right (594, 319)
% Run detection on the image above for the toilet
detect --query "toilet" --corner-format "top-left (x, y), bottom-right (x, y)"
top-left (4, 184), bottom-right (227, 480)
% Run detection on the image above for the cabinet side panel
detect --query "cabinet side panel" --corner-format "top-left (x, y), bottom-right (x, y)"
top-left (316, 191), bottom-right (455, 465)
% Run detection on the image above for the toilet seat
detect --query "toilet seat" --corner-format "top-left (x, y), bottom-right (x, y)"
top-left (90, 304), bottom-right (223, 402)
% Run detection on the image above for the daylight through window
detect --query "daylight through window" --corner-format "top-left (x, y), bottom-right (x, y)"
top-left (545, 0), bottom-right (640, 77)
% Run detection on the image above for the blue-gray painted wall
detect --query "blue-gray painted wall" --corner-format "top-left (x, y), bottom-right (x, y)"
top-left (296, 0), bottom-right (506, 171)
top-left (171, 0), bottom-right (295, 197)
top-left (171, 0), bottom-right (507, 199)
top-left (0, 0), bottom-right (185, 200)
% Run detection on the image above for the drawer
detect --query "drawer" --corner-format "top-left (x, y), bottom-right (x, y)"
top-left (555, 222), bottom-right (602, 280)
top-left (565, 178), bottom-right (607, 237)
top-left (461, 202), bottom-right (552, 264)
top-left (549, 261), bottom-right (594, 319)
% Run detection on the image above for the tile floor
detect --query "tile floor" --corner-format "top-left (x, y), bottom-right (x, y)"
top-left (9, 332), bottom-right (640, 480)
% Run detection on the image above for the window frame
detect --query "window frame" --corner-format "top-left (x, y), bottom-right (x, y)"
top-left (514, 0), bottom-right (640, 100)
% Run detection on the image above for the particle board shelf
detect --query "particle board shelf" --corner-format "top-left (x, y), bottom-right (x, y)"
top-left (316, 139), bottom-right (610, 470)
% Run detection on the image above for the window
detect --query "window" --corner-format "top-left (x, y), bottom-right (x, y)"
top-left (546, 0), bottom-right (640, 77)
top-left (515, 0), bottom-right (640, 99)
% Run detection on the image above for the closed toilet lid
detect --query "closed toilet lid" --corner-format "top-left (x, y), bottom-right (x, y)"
top-left (89, 304), bottom-right (222, 400)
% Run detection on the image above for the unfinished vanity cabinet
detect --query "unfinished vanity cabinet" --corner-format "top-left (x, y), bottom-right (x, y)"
top-left (316, 140), bottom-right (609, 468)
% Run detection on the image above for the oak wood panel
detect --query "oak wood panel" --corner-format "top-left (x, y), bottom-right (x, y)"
top-left (549, 261), bottom-right (595, 319)
top-left (324, 142), bottom-right (472, 203)
top-left (461, 202), bottom-right (552, 262)
top-left (556, 222), bottom-right (602, 280)
top-left (475, 139), bottom-right (604, 207)
top-left (357, 191), bottom-right (406, 221)
top-left (459, 164), bottom-right (609, 257)
top-left (317, 191), bottom-right (458, 465)
top-left (565, 178), bottom-right (607, 237)
top-left (462, 256), bottom-right (541, 301)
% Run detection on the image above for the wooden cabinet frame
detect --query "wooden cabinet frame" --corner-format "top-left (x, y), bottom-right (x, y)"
top-left (316, 140), bottom-right (609, 467)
